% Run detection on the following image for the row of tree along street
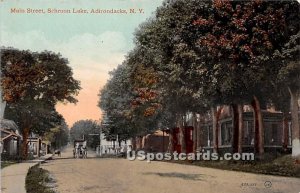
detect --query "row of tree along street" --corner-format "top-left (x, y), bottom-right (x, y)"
top-left (99, 0), bottom-right (300, 158)
top-left (1, 48), bottom-right (81, 159)
top-left (69, 120), bottom-right (101, 149)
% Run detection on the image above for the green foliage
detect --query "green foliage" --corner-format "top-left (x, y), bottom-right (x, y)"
top-left (0, 161), bottom-right (17, 169)
top-left (278, 31), bottom-right (300, 91)
top-left (1, 48), bottom-right (81, 105)
top-left (26, 165), bottom-right (56, 193)
top-left (98, 0), bottom-right (299, 139)
top-left (70, 120), bottom-right (100, 149)
top-left (1, 47), bottom-right (80, 138)
top-left (43, 120), bottom-right (69, 150)
top-left (5, 100), bottom-right (63, 135)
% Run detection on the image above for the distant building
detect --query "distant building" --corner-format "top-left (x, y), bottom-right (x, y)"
top-left (132, 107), bottom-right (298, 155)
top-left (41, 140), bottom-right (51, 155)
top-left (99, 133), bottom-right (132, 154)
top-left (134, 129), bottom-right (170, 153)
top-left (27, 133), bottom-right (42, 157)
top-left (99, 113), bottom-right (132, 154)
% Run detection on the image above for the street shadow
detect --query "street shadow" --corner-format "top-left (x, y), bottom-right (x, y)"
top-left (45, 156), bottom-right (99, 162)
top-left (50, 157), bottom-right (75, 160)
top-left (143, 172), bottom-right (206, 181)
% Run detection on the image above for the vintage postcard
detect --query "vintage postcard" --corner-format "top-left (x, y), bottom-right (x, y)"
top-left (0, 0), bottom-right (300, 193)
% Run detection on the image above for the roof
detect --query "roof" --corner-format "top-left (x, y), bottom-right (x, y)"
top-left (74, 139), bottom-right (86, 142)
top-left (146, 130), bottom-right (169, 137)
top-left (0, 128), bottom-right (22, 142)
top-left (0, 119), bottom-right (18, 131)
top-left (0, 119), bottom-right (22, 136)
top-left (42, 140), bottom-right (51, 145)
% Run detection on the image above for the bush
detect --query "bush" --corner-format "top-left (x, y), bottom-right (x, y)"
top-left (0, 153), bottom-right (23, 162)
top-left (25, 165), bottom-right (56, 193)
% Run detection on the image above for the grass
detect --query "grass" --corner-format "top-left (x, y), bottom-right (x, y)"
top-left (0, 161), bottom-right (17, 169)
top-left (25, 165), bottom-right (56, 193)
top-left (1, 153), bottom-right (37, 169)
top-left (166, 154), bottom-right (300, 178)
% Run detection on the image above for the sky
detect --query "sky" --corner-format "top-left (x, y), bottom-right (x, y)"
top-left (0, 0), bottom-right (164, 127)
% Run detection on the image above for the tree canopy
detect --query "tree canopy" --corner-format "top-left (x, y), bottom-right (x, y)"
top-left (70, 119), bottom-right (100, 149)
top-left (99, 0), bottom-right (299, 156)
top-left (1, 48), bottom-right (81, 158)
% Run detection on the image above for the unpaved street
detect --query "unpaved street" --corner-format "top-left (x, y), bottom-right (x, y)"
top-left (41, 147), bottom-right (300, 193)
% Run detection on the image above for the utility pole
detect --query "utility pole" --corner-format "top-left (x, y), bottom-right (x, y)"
top-left (99, 121), bottom-right (102, 156)
top-left (89, 120), bottom-right (103, 156)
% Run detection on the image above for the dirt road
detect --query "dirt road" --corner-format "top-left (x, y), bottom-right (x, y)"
top-left (41, 147), bottom-right (300, 193)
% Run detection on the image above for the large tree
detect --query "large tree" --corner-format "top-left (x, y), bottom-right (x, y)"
top-left (70, 120), bottom-right (100, 149)
top-left (43, 119), bottom-right (69, 150)
top-left (132, 0), bottom-right (213, 153)
top-left (277, 32), bottom-right (300, 158)
top-left (99, 63), bottom-right (146, 142)
top-left (192, 0), bottom-right (299, 155)
top-left (1, 48), bottom-right (80, 158)
top-left (99, 0), bottom-right (299, 157)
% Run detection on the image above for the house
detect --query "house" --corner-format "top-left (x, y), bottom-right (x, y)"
top-left (98, 133), bottom-right (132, 155)
top-left (171, 127), bottom-right (193, 153)
top-left (27, 133), bottom-right (42, 157)
top-left (200, 110), bottom-right (293, 153)
top-left (0, 119), bottom-right (22, 156)
top-left (41, 140), bottom-right (51, 155)
top-left (167, 106), bottom-right (297, 154)
top-left (134, 129), bottom-right (170, 153)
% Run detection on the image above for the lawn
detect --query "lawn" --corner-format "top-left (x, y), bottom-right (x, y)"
top-left (0, 161), bottom-right (17, 169)
top-left (166, 154), bottom-right (300, 178)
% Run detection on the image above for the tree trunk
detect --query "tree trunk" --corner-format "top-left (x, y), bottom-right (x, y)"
top-left (22, 128), bottom-right (30, 159)
top-left (179, 114), bottom-right (186, 153)
top-left (197, 116), bottom-right (203, 148)
top-left (212, 107), bottom-right (223, 154)
top-left (282, 113), bottom-right (289, 151)
top-left (139, 136), bottom-right (145, 149)
top-left (212, 107), bottom-right (218, 153)
top-left (289, 87), bottom-right (300, 158)
top-left (251, 96), bottom-right (264, 155)
top-left (232, 104), bottom-right (239, 153)
top-left (192, 112), bottom-right (197, 152)
top-left (167, 128), bottom-right (174, 153)
top-left (238, 104), bottom-right (244, 154)
top-left (132, 137), bottom-right (136, 151)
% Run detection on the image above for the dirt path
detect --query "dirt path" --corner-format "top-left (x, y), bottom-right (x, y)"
top-left (41, 147), bottom-right (300, 193)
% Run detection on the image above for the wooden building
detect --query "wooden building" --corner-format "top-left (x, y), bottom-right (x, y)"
top-left (200, 111), bottom-right (292, 153)
top-left (134, 129), bottom-right (169, 152)
top-left (167, 107), bottom-right (296, 154)
top-left (0, 119), bottom-right (22, 157)
top-left (27, 133), bottom-right (42, 157)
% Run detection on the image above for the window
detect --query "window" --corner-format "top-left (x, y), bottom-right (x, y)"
top-left (221, 122), bottom-right (232, 145)
top-left (243, 121), bottom-right (253, 145)
top-left (271, 123), bottom-right (278, 144)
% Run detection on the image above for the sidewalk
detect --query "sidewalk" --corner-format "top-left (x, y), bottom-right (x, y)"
top-left (1, 154), bottom-right (53, 193)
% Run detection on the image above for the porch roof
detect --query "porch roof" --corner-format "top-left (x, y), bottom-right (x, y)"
top-left (0, 130), bottom-right (22, 142)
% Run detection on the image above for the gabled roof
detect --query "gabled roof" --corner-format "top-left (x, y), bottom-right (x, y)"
top-left (0, 119), bottom-right (19, 132)
top-left (0, 129), bottom-right (22, 142)
top-left (146, 129), bottom-right (170, 137)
